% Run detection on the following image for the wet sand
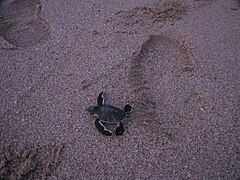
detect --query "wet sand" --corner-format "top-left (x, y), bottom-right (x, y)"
top-left (0, 0), bottom-right (240, 179)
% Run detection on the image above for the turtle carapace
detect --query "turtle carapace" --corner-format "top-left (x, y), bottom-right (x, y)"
top-left (86, 92), bottom-right (132, 136)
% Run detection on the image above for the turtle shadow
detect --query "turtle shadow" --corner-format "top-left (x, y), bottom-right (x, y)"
top-left (128, 28), bottom-right (195, 142)
top-left (0, 0), bottom-right (52, 48)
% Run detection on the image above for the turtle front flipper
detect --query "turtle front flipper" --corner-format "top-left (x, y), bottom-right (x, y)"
top-left (97, 92), bottom-right (105, 106)
top-left (115, 122), bottom-right (125, 136)
top-left (94, 118), bottom-right (112, 136)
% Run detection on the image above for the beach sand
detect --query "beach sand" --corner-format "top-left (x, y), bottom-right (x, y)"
top-left (0, 0), bottom-right (239, 179)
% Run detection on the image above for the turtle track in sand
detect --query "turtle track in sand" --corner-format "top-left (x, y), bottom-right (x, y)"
top-left (128, 29), bottom-right (195, 139)
top-left (0, 0), bottom-right (52, 48)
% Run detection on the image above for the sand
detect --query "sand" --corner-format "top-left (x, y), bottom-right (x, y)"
top-left (0, 0), bottom-right (239, 179)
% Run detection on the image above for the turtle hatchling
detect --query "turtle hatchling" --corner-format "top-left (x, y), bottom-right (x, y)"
top-left (86, 92), bottom-right (132, 136)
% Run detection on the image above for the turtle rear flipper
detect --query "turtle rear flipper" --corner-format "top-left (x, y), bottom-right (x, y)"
top-left (97, 92), bottom-right (105, 106)
top-left (124, 104), bottom-right (132, 113)
top-left (115, 122), bottom-right (125, 136)
top-left (94, 118), bottom-right (112, 136)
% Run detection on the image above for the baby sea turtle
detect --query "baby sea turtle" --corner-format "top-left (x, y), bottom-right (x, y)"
top-left (86, 92), bottom-right (132, 136)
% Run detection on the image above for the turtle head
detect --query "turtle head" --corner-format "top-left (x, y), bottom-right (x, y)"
top-left (86, 106), bottom-right (98, 116)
